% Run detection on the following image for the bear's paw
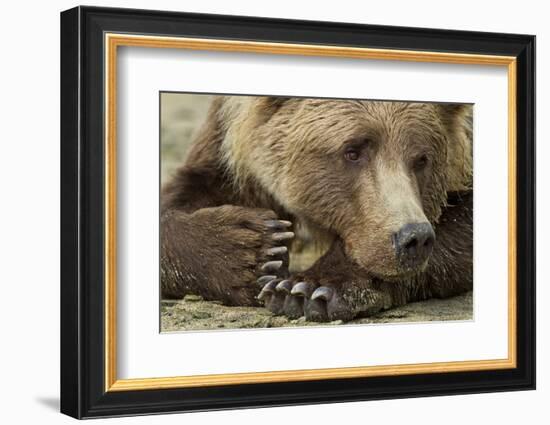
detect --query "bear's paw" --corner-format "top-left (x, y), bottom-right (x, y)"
top-left (258, 278), bottom-right (392, 323)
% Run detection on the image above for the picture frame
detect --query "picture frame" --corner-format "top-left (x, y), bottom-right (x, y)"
top-left (60, 5), bottom-right (535, 419)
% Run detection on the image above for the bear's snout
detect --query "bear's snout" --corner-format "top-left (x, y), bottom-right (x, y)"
top-left (392, 222), bottom-right (435, 270)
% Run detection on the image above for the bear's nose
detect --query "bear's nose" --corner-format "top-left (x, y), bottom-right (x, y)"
top-left (393, 222), bottom-right (435, 269)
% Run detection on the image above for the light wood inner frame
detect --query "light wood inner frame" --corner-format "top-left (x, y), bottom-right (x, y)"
top-left (104, 33), bottom-right (518, 392)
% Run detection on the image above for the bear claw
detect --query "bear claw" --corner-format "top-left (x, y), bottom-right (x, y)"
top-left (259, 278), bottom-right (359, 322)
top-left (264, 219), bottom-right (292, 230)
top-left (263, 286), bottom-right (287, 314)
top-left (261, 260), bottom-right (283, 273)
top-left (282, 295), bottom-right (304, 319)
top-left (257, 279), bottom-right (279, 300)
top-left (271, 231), bottom-right (295, 242)
top-left (254, 218), bottom-right (291, 295)
top-left (275, 279), bottom-right (292, 293)
top-left (257, 275), bottom-right (277, 285)
top-left (291, 281), bottom-right (314, 298)
top-left (265, 246), bottom-right (288, 256)
top-left (304, 298), bottom-right (329, 322)
top-left (256, 222), bottom-right (290, 305)
top-left (311, 286), bottom-right (334, 301)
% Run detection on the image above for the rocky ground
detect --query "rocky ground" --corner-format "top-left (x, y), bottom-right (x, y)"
top-left (161, 291), bottom-right (472, 332)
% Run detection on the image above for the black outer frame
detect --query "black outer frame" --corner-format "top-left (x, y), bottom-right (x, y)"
top-left (60, 5), bottom-right (536, 419)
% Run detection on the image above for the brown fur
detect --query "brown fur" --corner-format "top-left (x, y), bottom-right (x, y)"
top-left (161, 96), bottom-right (473, 321)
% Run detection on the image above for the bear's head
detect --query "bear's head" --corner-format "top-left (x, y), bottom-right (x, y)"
top-left (220, 97), bottom-right (472, 280)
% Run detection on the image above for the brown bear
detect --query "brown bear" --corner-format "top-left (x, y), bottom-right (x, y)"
top-left (160, 96), bottom-right (473, 322)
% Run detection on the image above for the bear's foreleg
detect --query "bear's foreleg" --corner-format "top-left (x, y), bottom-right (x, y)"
top-left (411, 190), bottom-right (473, 301)
top-left (161, 205), bottom-right (294, 306)
top-left (257, 240), bottom-right (387, 322)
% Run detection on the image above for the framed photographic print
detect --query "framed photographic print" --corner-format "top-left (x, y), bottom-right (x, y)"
top-left (60, 6), bottom-right (536, 419)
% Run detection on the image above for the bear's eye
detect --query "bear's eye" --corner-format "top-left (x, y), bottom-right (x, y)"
top-left (414, 155), bottom-right (429, 171)
top-left (344, 148), bottom-right (361, 162)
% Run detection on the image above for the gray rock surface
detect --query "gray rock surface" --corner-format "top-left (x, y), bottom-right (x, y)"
top-left (161, 291), bottom-right (473, 332)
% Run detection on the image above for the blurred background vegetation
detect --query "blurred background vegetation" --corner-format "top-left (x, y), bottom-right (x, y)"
top-left (160, 93), bottom-right (213, 184)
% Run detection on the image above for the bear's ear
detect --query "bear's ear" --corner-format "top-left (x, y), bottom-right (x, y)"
top-left (437, 103), bottom-right (473, 192)
top-left (437, 103), bottom-right (472, 128)
top-left (254, 96), bottom-right (291, 123)
top-left (438, 104), bottom-right (468, 114)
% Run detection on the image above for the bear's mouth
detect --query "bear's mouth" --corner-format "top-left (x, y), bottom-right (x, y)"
top-left (372, 258), bottom-right (431, 282)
